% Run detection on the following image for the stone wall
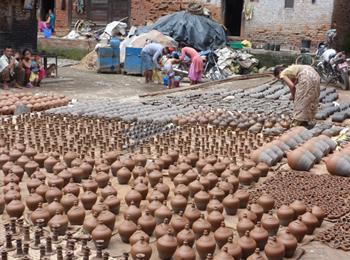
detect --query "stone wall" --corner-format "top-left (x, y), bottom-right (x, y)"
top-left (130, 0), bottom-right (221, 26)
top-left (243, 0), bottom-right (334, 50)
top-left (0, 0), bottom-right (37, 52)
top-left (332, 0), bottom-right (350, 53)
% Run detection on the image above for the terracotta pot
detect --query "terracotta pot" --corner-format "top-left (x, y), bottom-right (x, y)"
top-left (155, 201), bottom-right (173, 225)
top-left (82, 176), bottom-right (98, 193)
top-left (312, 206), bottom-right (325, 227)
top-left (176, 224), bottom-right (195, 247)
top-left (123, 155), bottom-right (136, 171)
top-left (46, 197), bottom-right (64, 217)
top-left (130, 225), bottom-right (150, 246)
top-left (193, 214), bottom-right (212, 240)
top-left (171, 192), bottom-right (188, 214)
top-left (58, 169), bottom-right (73, 187)
top-left (147, 197), bottom-right (163, 217)
top-left (257, 193), bottom-right (275, 213)
top-left (277, 229), bottom-right (298, 258)
top-left (155, 218), bottom-right (174, 239)
top-left (214, 221), bottom-right (234, 249)
top-left (67, 201), bottom-right (86, 225)
top-left (195, 230), bottom-right (216, 260)
top-left (155, 178), bottom-right (170, 199)
top-left (184, 203), bottom-right (201, 228)
top-left (134, 153), bottom-right (147, 167)
top-left (131, 236), bottom-right (152, 260)
top-left (63, 151), bottom-right (77, 168)
top-left (48, 172), bottom-right (64, 190)
top-left (194, 187), bottom-right (211, 211)
top-left (234, 186), bottom-right (250, 209)
top-left (238, 205), bottom-right (258, 224)
top-left (261, 210), bottom-right (280, 237)
top-left (44, 154), bottom-right (58, 173)
top-left (138, 210), bottom-right (157, 237)
top-left (277, 205), bottom-right (294, 226)
top-left (70, 166), bottom-right (84, 183)
top-left (250, 200), bottom-right (264, 222)
top-left (92, 198), bottom-right (109, 217)
top-left (185, 169), bottom-right (198, 184)
top-left (237, 213), bottom-right (255, 237)
top-left (206, 196), bottom-right (224, 214)
top-left (117, 166), bottom-right (131, 185)
top-left (157, 230), bottom-right (178, 260)
top-left (196, 157), bottom-right (208, 174)
top-left (101, 182), bottom-right (118, 199)
top-left (213, 159), bottom-right (227, 177)
top-left (223, 237), bottom-right (242, 260)
top-left (81, 187), bottom-right (98, 210)
top-left (31, 202), bottom-right (50, 226)
top-left (247, 249), bottom-right (267, 260)
top-left (26, 188), bottom-right (44, 211)
top-left (174, 173), bottom-right (189, 186)
top-left (111, 158), bottom-right (124, 176)
top-left (237, 231), bottom-right (257, 260)
top-left (288, 216), bottom-right (307, 243)
top-left (63, 178), bottom-right (80, 197)
top-left (174, 183), bottom-right (190, 200)
top-left (223, 190), bottom-right (240, 215)
top-left (174, 240), bottom-right (196, 260)
top-left (83, 212), bottom-right (99, 234)
top-left (80, 161), bottom-right (93, 179)
top-left (264, 236), bottom-right (285, 260)
top-left (134, 179), bottom-right (148, 200)
top-left (207, 207), bottom-right (225, 232)
top-left (119, 215), bottom-right (138, 243)
top-left (104, 193), bottom-right (121, 215)
top-left (98, 207), bottom-right (116, 231)
top-left (45, 184), bottom-right (63, 204)
top-left (4, 186), bottom-right (21, 204)
top-left (239, 170), bottom-right (253, 186)
top-left (92, 220), bottom-right (112, 249)
top-left (148, 169), bottom-right (163, 188)
top-left (250, 221), bottom-right (269, 250)
top-left (290, 200), bottom-right (306, 220)
top-left (48, 210), bottom-right (68, 235)
top-left (125, 186), bottom-right (142, 207)
top-left (10, 163), bottom-right (24, 181)
top-left (256, 160), bottom-right (269, 177)
top-left (300, 210), bottom-right (318, 235)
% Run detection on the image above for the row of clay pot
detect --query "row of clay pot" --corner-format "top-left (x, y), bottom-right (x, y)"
top-left (325, 143), bottom-right (350, 177)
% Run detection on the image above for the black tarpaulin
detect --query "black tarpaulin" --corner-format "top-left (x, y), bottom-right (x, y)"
top-left (134, 11), bottom-right (227, 51)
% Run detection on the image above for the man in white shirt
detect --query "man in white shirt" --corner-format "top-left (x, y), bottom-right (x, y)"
top-left (0, 46), bottom-right (25, 89)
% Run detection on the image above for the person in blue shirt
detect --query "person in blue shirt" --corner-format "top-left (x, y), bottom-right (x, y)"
top-left (141, 43), bottom-right (173, 84)
top-left (28, 55), bottom-right (43, 88)
top-left (38, 9), bottom-right (55, 32)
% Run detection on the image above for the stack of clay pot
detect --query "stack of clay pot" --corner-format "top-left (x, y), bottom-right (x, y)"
top-left (0, 92), bottom-right (71, 114)
top-left (325, 142), bottom-right (350, 177)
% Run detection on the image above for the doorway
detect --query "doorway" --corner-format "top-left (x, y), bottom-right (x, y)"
top-left (224, 0), bottom-right (243, 36)
top-left (40, 0), bottom-right (55, 21)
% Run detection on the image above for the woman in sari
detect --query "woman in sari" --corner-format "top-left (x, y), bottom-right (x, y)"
top-left (38, 9), bottom-right (55, 32)
top-left (274, 64), bottom-right (320, 128)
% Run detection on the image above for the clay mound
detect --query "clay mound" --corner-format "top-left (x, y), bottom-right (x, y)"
top-left (131, 30), bottom-right (172, 48)
top-left (74, 50), bottom-right (97, 70)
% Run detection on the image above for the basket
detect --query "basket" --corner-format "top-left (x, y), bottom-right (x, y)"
top-left (230, 42), bottom-right (243, 49)
top-left (44, 29), bottom-right (52, 38)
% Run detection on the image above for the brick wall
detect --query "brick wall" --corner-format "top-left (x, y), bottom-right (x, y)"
top-left (332, 0), bottom-right (350, 52)
top-left (243, 0), bottom-right (334, 50)
top-left (0, 0), bottom-right (37, 53)
top-left (131, 0), bottom-right (221, 26)
top-left (55, 0), bottom-right (69, 30)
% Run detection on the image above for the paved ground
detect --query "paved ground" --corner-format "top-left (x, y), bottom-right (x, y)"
top-left (302, 241), bottom-right (350, 260)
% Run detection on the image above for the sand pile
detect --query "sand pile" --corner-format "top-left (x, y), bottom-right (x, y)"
top-left (74, 50), bottom-right (97, 70)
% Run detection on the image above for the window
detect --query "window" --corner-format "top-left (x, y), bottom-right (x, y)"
top-left (285, 0), bottom-right (294, 8)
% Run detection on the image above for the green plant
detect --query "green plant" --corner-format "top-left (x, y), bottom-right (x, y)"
top-left (37, 44), bottom-right (90, 61)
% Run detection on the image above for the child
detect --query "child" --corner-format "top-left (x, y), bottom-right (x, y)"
top-left (163, 53), bottom-right (179, 89)
top-left (28, 55), bottom-right (43, 88)
top-left (152, 58), bottom-right (163, 84)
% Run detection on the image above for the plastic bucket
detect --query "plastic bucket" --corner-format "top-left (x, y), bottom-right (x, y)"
top-left (44, 29), bottom-right (52, 37)
top-left (163, 78), bottom-right (180, 87)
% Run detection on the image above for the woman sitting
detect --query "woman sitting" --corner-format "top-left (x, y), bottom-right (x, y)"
top-left (38, 9), bottom-right (55, 32)
top-left (22, 49), bottom-right (45, 88)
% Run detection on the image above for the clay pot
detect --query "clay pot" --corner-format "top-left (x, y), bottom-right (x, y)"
top-left (44, 154), bottom-right (58, 173)
top-left (123, 156), bottom-right (136, 171)
top-left (119, 215), bottom-right (138, 243)
top-left (202, 164), bottom-right (216, 176)
top-left (35, 180), bottom-right (50, 202)
top-left (81, 187), bottom-right (98, 210)
top-left (174, 182), bottom-right (190, 200)
top-left (111, 158), bottom-right (124, 176)
top-left (5, 171), bottom-right (20, 186)
top-left (48, 210), bottom-right (68, 235)
top-left (250, 221), bottom-right (269, 250)
top-left (300, 210), bottom-right (318, 235)
top-left (290, 200), bottom-right (306, 220)
top-left (213, 159), bottom-right (227, 177)
top-left (206, 171), bottom-right (219, 190)
top-left (168, 147), bottom-right (179, 163)
top-left (60, 190), bottom-right (79, 213)
top-left (46, 197), bottom-right (64, 217)
top-left (264, 236), bottom-right (285, 260)
top-left (71, 157), bottom-right (83, 167)
top-left (258, 193), bottom-right (275, 213)
top-left (83, 212), bottom-right (99, 234)
top-left (135, 179), bottom-right (148, 200)
top-left (104, 193), bottom-right (121, 215)
top-left (10, 163), bottom-right (24, 181)
top-left (147, 197), bottom-right (163, 217)
top-left (171, 211), bottom-right (190, 236)
top-left (187, 151), bottom-right (199, 167)
top-left (234, 186), bottom-right (250, 208)
top-left (176, 224), bottom-right (195, 247)
top-left (138, 210), bottom-right (157, 236)
top-left (195, 230), bottom-right (217, 260)
top-left (288, 216), bottom-right (307, 243)
top-left (67, 201), bottom-right (86, 225)
top-left (155, 201), bottom-right (173, 225)
top-left (207, 196), bottom-right (224, 214)
top-left (4, 186), bottom-right (21, 204)
top-left (213, 247), bottom-right (234, 260)
top-left (70, 166), bottom-right (84, 183)
top-left (157, 230), bottom-right (178, 260)
top-left (2, 160), bottom-right (15, 175)
top-left (174, 173), bottom-right (189, 186)
top-left (223, 237), bottom-right (242, 260)
top-left (160, 153), bottom-right (172, 170)
top-left (171, 192), bottom-right (188, 214)
top-left (148, 169), bottom-right (163, 188)
top-left (193, 214), bottom-right (212, 240)
top-left (174, 240), bottom-right (196, 260)
top-left (207, 207), bottom-right (225, 232)
top-left (248, 167), bottom-right (261, 182)
top-left (32, 168), bottom-right (45, 181)
top-left (261, 210), bottom-right (280, 237)
top-left (82, 176), bottom-right (98, 193)
top-left (194, 187), bottom-right (211, 211)
top-left (131, 236), bottom-right (152, 260)
top-left (117, 166), bottom-right (131, 185)
top-left (155, 218), bottom-right (174, 239)
top-left (92, 220), bottom-right (112, 249)
top-left (287, 148), bottom-right (316, 171)
top-left (154, 178), bottom-right (170, 199)
top-left (189, 177), bottom-right (204, 198)
top-left (31, 203), bottom-right (50, 226)
top-left (133, 172), bottom-right (149, 187)
top-left (196, 157), bottom-right (208, 174)
top-left (223, 190), bottom-right (240, 215)
top-left (214, 222), bottom-right (234, 249)
top-left (250, 200), bottom-right (264, 222)
top-left (277, 205), bottom-right (294, 226)
top-left (125, 186), bottom-right (142, 207)
top-left (80, 161), bottom-right (93, 179)
top-left (92, 198), bottom-right (109, 217)
top-left (48, 172), bottom-right (64, 190)
top-left (63, 151), bottom-right (77, 168)
top-left (256, 160), bottom-right (269, 177)
top-left (238, 170), bottom-right (253, 186)
top-left (132, 163), bottom-right (147, 180)
top-left (134, 153), bottom-right (147, 167)
top-left (26, 188), bottom-right (44, 211)
top-left (130, 225), bottom-right (150, 246)
top-left (45, 184), bottom-right (63, 204)
top-left (149, 187), bottom-right (165, 203)
top-left (101, 182), bottom-right (118, 199)
top-left (9, 148), bottom-right (22, 162)
top-left (63, 178), bottom-right (80, 197)
top-left (239, 205), bottom-right (258, 224)
top-left (98, 207), bottom-right (116, 231)
top-left (58, 169), bottom-right (73, 187)
top-left (237, 213), bottom-right (255, 237)
top-left (0, 196), bottom-right (5, 214)
top-left (4, 181), bottom-right (20, 194)
top-left (312, 206), bottom-right (325, 227)
top-left (52, 160), bottom-right (67, 174)
top-left (184, 203), bottom-right (201, 228)
top-left (277, 229), bottom-right (298, 258)
top-left (237, 231), bottom-right (257, 260)
top-left (247, 248), bottom-right (266, 260)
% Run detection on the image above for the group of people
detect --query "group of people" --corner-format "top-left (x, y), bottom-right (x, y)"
top-left (141, 42), bottom-right (204, 88)
top-left (0, 46), bottom-right (45, 89)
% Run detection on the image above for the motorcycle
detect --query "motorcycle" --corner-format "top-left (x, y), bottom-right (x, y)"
top-left (170, 50), bottom-right (226, 81)
top-left (315, 29), bottom-right (349, 90)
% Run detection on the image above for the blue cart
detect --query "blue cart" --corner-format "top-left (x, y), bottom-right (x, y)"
top-left (124, 47), bottom-right (145, 75)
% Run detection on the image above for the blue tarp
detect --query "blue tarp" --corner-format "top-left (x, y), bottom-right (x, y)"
top-left (135, 11), bottom-right (227, 51)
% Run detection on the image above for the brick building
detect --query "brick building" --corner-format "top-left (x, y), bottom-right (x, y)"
top-left (0, 0), bottom-right (37, 53)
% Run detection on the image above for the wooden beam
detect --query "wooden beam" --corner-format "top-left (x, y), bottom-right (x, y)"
top-left (139, 73), bottom-right (274, 98)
